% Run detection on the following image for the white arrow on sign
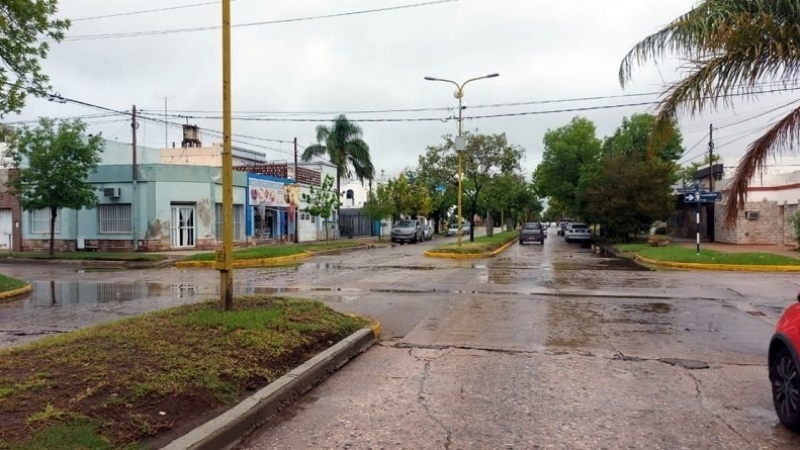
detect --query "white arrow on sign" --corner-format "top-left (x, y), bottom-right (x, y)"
top-left (684, 193), bottom-right (696, 202)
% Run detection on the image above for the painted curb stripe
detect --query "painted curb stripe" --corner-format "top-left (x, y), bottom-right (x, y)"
top-left (425, 237), bottom-right (518, 259)
top-left (0, 283), bottom-right (32, 301)
top-left (635, 254), bottom-right (800, 272)
top-left (174, 252), bottom-right (311, 269)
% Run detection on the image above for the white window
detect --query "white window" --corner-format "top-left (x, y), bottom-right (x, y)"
top-left (215, 203), bottom-right (243, 241)
top-left (98, 204), bottom-right (132, 234)
top-left (30, 208), bottom-right (61, 234)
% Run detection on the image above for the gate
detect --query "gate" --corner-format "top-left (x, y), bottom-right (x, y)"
top-left (338, 209), bottom-right (374, 238)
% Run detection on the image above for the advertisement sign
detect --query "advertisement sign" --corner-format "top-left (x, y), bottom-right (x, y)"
top-left (249, 178), bottom-right (287, 208)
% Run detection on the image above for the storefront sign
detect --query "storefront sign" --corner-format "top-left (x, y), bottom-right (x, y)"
top-left (249, 178), bottom-right (287, 208)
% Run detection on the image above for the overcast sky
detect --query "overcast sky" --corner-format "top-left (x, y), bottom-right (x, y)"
top-left (9, 0), bottom-right (800, 180)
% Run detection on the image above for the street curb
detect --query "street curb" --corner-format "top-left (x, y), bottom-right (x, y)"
top-left (174, 252), bottom-right (311, 269)
top-left (160, 323), bottom-right (380, 450)
top-left (0, 283), bottom-right (32, 302)
top-left (634, 254), bottom-right (800, 272)
top-left (0, 258), bottom-right (167, 268)
top-left (424, 237), bottom-right (518, 259)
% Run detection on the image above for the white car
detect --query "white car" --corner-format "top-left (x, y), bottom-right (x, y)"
top-left (446, 222), bottom-right (471, 237)
top-left (565, 222), bottom-right (592, 243)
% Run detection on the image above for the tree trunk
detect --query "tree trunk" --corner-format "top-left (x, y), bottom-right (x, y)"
top-left (485, 211), bottom-right (494, 237)
top-left (325, 219), bottom-right (329, 243)
top-left (49, 206), bottom-right (57, 256)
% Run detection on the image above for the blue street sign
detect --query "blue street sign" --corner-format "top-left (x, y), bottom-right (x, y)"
top-left (436, 184), bottom-right (446, 193)
top-left (684, 191), bottom-right (721, 203)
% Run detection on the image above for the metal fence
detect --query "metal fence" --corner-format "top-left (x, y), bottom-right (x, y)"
top-left (338, 209), bottom-right (374, 238)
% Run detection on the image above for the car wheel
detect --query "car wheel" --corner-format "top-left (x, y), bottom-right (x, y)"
top-left (773, 347), bottom-right (800, 430)
top-left (565, 238), bottom-right (571, 243)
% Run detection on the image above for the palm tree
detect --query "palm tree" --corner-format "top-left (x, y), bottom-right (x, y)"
top-left (301, 115), bottom-right (375, 213)
top-left (619, 0), bottom-right (800, 225)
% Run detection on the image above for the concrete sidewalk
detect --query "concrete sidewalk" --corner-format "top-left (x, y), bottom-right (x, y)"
top-left (671, 238), bottom-right (800, 259)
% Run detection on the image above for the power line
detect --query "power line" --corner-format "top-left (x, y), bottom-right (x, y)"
top-left (60, 0), bottom-right (458, 42)
top-left (70, 0), bottom-right (226, 22)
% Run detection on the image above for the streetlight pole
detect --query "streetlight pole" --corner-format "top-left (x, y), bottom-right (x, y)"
top-left (424, 73), bottom-right (499, 246)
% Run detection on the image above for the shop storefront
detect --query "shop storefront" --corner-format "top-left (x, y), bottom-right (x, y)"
top-left (246, 174), bottom-right (299, 242)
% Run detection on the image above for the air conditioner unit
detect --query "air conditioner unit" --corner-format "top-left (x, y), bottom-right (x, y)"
top-left (103, 187), bottom-right (121, 198)
top-left (745, 211), bottom-right (760, 220)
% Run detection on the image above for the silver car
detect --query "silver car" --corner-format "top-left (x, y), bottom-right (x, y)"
top-left (391, 219), bottom-right (423, 243)
top-left (564, 222), bottom-right (592, 243)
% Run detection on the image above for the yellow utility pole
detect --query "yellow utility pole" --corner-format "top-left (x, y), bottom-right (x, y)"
top-left (218, 0), bottom-right (234, 309)
top-left (424, 73), bottom-right (499, 246)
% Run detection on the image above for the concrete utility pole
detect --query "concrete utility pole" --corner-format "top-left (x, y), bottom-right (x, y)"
top-left (708, 123), bottom-right (715, 243)
top-left (218, 0), bottom-right (234, 310)
top-left (294, 137), bottom-right (299, 244)
top-left (708, 124), bottom-right (715, 191)
top-left (131, 105), bottom-right (139, 251)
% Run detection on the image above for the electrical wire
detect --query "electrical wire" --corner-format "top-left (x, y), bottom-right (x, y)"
top-left (60, 0), bottom-right (458, 42)
top-left (70, 1), bottom-right (228, 22)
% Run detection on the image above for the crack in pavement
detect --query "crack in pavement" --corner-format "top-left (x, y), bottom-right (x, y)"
top-left (686, 372), bottom-right (755, 448)
top-left (390, 342), bottom-right (765, 368)
top-left (416, 360), bottom-right (453, 450)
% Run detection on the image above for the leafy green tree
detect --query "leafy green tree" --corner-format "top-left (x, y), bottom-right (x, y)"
top-left (301, 115), bottom-right (375, 214)
top-left (362, 183), bottom-right (394, 240)
top-left (533, 117), bottom-right (601, 216)
top-left (302, 174), bottom-right (341, 243)
top-left (0, 1), bottom-right (70, 115)
top-left (602, 113), bottom-right (683, 161)
top-left (578, 155), bottom-right (675, 242)
top-left (5, 118), bottom-right (104, 255)
top-left (619, 0), bottom-right (800, 224)
top-left (482, 173), bottom-right (540, 232)
top-left (420, 132), bottom-right (523, 241)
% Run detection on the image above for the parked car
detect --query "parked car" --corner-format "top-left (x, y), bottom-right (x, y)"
top-left (421, 223), bottom-right (433, 241)
top-left (557, 220), bottom-right (572, 236)
top-left (564, 222), bottom-right (592, 243)
top-left (391, 219), bottom-right (423, 244)
top-left (769, 293), bottom-right (800, 431)
top-left (519, 222), bottom-right (545, 245)
top-left (446, 221), bottom-right (470, 237)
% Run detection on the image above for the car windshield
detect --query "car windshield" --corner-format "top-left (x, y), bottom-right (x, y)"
top-left (523, 223), bottom-right (540, 230)
top-left (395, 220), bottom-right (415, 227)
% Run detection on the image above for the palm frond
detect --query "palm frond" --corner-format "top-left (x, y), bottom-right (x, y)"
top-left (724, 105), bottom-right (800, 226)
top-left (315, 125), bottom-right (331, 144)
top-left (345, 139), bottom-right (374, 181)
top-left (301, 144), bottom-right (327, 162)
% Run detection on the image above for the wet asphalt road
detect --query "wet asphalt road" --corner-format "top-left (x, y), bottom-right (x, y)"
top-left (2, 227), bottom-right (800, 448)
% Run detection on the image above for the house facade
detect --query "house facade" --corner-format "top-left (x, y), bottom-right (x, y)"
top-left (11, 133), bottom-right (337, 252)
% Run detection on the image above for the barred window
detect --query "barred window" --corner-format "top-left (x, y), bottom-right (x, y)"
top-left (215, 203), bottom-right (243, 241)
top-left (30, 208), bottom-right (61, 234)
top-left (98, 204), bottom-right (132, 234)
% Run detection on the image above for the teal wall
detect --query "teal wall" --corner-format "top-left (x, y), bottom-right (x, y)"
top-left (21, 164), bottom-right (248, 244)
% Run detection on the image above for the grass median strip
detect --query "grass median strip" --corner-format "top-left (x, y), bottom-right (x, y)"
top-left (0, 273), bottom-right (28, 293)
top-left (429, 231), bottom-right (518, 255)
top-left (0, 295), bottom-right (369, 450)
top-left (181, 241), bottom-right (367, 262)
top-left (0, 252), bottom-right (165, 262)
top-left (616, 244), bottom-right (800, 266)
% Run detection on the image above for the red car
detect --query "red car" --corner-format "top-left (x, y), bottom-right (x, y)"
top-left (770, 293), bottom-right (800, 431)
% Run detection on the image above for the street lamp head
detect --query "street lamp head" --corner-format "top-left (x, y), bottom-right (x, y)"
top-left (485, 73), bottom-right (500, 78)
top-left (424, 76), bottom-right (438, 81)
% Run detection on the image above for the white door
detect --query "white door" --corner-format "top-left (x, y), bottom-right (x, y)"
top-left (170, 205), bottom-right (196, 248)
top-left (0, 209), bottom-right (12, 250)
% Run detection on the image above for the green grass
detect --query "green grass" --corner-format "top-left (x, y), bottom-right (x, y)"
top-left (2, 252), bottom-right (165, 262)
top-left (0, 273), bottom-right (28, 293)
top-left (430, 231), bottom-right (518, 254)
top-left (0, 295), bottom-right (370, 449)
top-left (181, 241), bottom-right (368, 262)
top-left (619, 244), bottom-right (800, 266)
